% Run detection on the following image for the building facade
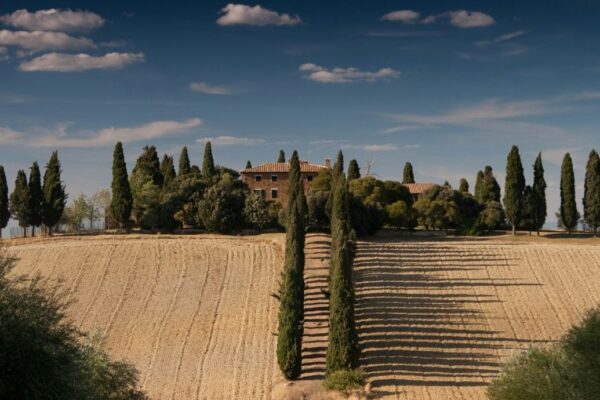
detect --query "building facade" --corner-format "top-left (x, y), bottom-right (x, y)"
top-left (240, 159), bottom-right (331, 205)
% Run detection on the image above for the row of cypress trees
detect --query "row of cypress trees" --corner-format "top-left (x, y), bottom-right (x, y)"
top-left (276, 151), bottom-right (306, 379)
top-left (326, 151), bottom-right (360, 375)
top-left (0, 152), bottom-right (66, 237)
top-left (503, 146), bottom-right (547, 235)
top-left (584, 150), bottom-right (600, 234)
top-left (109, 141), bottom-right (217, 230)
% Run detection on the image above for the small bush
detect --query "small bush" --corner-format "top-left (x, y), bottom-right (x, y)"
top-left (323, 369), bottom-right (365, 392)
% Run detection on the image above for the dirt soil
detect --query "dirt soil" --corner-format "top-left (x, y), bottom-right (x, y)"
top-left (8, 234), bottom-right (284, 400)
top-left (354, 235), bottom-right (600, 399)
top-left (7, 233), bottom-right (600, 400)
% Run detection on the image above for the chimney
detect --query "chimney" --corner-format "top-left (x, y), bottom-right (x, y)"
top-left (324, 158), bottom-right (331, 168)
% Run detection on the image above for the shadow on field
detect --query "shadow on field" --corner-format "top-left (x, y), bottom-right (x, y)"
top-left (353, 239), bottom-right (543, 395)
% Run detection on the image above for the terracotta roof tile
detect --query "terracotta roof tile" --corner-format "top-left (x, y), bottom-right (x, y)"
top-left (404, 183), bottom-right (435, 195)
top-left (241, 161), bottom-right (328, 174)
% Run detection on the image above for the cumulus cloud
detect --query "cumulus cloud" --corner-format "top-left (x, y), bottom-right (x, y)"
top-left (31, 118), bottom-right (202, 147)
top-left (19, 52), bottom-right (144, 72)
top-left (424, 10), bottom-right (495, 28)
top-left (189, 81), bottom-right (233, 95)
top-left (197, 136), bottom-right (265, 146)
top-left (381, 10), bottom-right (420, 23)
top-left (0, 9), bottom-right (104, 32)
top-left (217, 4), bottom-right (301, 26)
top-left (382, 9), bottom-right (494, 28)
top-left (0, 29), bottom-right (94, 52)
top-left (299, 63), bottom-right (399, 83)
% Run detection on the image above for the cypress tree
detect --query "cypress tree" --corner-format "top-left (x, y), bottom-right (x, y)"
top-left (278, 150), bottom-right (286, 163)
top-left (245, 160), bottom-right (252, 169)
top-left (402, 162), bottom-right (415, 184)
top-left (0, 166), bottom-right (9, 238)
top-left (276, 150), bottom-right (305, 380)
top-left (10, 170), bottom-right (30, 237)
top-left (133, 146), bottom-right (162, 186)
top-left (560, 153), bottom-right (579, 233)
top-left (520, 185), bottom-right (535, 235)
top-left (202, 141), bottom-right (216, 179)
top-left (532, 153), bottom-right (547, 235)
top-left (504, 146), bottom-right (525, 235)
top-left (333, 151), bottom-right (344, 180)
top-left (474, 170), bottom-right (484, 203)
top-left (160, 155), bottom-right (176, 187)
top-left (326, 170), bottom-right (359, 374)
top-left (110, 142), bottom-right (133, 231)
top-left (178, 146), bottom-right (191, 176)
top-left (347, 159), bottom-right (360, 181)
top-left (42, 151), bottom-right (66, 235)
top-left (459, 178), bottom-right (469, 194)
top-left (28, 162), bottom-right (43, 236)
top-left (583, 150), bottom-right (600, 235)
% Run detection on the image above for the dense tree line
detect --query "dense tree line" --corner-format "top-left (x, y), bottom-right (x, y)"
top-left (1, 152), bottom-right (66, 237)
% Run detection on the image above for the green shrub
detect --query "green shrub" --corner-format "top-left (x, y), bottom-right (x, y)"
top-left (323, 369), bottom-right (365, 391)
top-left (489, 304), bottom-right (600, 400)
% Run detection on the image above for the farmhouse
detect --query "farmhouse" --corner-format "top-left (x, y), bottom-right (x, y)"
top-left (241, 159), bottom-right (331, 204)
top-left (404, 182), bottom-right (435, 201)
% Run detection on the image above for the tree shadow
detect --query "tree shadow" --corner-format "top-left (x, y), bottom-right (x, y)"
top-left (353, 239), bottom-right (540, 393)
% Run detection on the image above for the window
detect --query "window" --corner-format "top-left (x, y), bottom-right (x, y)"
top-left (271, 189), bottom-right (278, 199)
top-left (254, 175), bottom-right (262, 182)
top-left (271, 175), bottom-right (278, 182)
top-left (254, 189), bottom-right (264, 197)
top-left (306, 175), bottom-right (314, 182)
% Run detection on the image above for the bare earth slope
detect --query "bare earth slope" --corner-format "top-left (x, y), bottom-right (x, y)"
top-left (355, 236), bottom-right (600, 400)
top-left (8, 235), bottom-right (283, 400)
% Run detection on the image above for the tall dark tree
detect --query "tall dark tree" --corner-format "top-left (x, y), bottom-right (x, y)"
top-left (202, 141), bottom-right (216, 179)
top-left (28, 162), bottom-right (43, 236)
top-left (532, 153), bottom-right (547, 235)
top-left (326, 169), bottom-right (359, 374)
top-left (178, 146), bottom-right (191, 176)
top-left (276, 150), bottom-right (306, 380)
top-left (160, 155), bottom-right (176, 187)
top-left (42, 151), bottom-right (66, 235)
top-left (403, 162), bottom-right (415, 184)
top-left (132, 146), bottom-right (162, 186)
top-left (245, 160), bottom-right (252, 169)
top-left (520, 185), bottom-right (536, 235)
top-left (278, 150), bottom-right (286, 163)
top-left (560, 153), bottom-right (579, 233)
top-left (347, 159), bottom-right (360, 181)
top-left (333, 151), bottom-right (344, 180)
top-left (459, 178), bottom-right (469, 194)
top-left (10, 170), bottom-right (30, 237)
top-left (504, 146), bottom-right (525, 235)
top-left (0, 166), bottom-right (9, 238)
top-left (584, 150), bottom-right (600, 235)
top-left (474, 170), bottom-right (484, 203)
top-left (482, 166), bottom-right (502, 203)
top-left (110, 142), bottom-right (133, 231)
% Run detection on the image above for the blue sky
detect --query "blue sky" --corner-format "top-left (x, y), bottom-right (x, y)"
top-left (1, 0), bottom-right (600, 228)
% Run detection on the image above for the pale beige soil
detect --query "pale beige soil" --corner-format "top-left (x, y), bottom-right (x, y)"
top-left (7, 234), bottom-right (284, 400)
top-left (355, 235), bottom-right (600, 399)
top-left (7, 233), bottom-right (600, 400)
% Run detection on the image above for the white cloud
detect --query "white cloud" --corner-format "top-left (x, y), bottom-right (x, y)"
top-left (384, 92), bottom-right (600, 134)
top-left (476, 30), bottom-right (528, 47)
top-left (30, 118), bottom-right (202, 147)
top-left (189, 81), bottom-right (233, 95)
top-left (424, 10), bottom-right (495, 28)
top-left (0, 9), bottom-right (104, 32)
top-left (0, 29), bottom-right (94, 52)
top-left (381, 10), bottom-right (420, 23)
top-left (217, 4), bottom-right (301, 26)
top-left (197, 136), bottom-right (265, 146)
top-left (0, 126), bottom-right (25, 144)
top-left (344, 143), bottom-right (399, 152)
top-left (19, 52), bottom-right (144, 72)
top-left (299, 63), bottom-right (399, 83)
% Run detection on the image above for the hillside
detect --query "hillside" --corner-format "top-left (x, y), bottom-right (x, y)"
top-left (7, 234), bottom-right (600, 400)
